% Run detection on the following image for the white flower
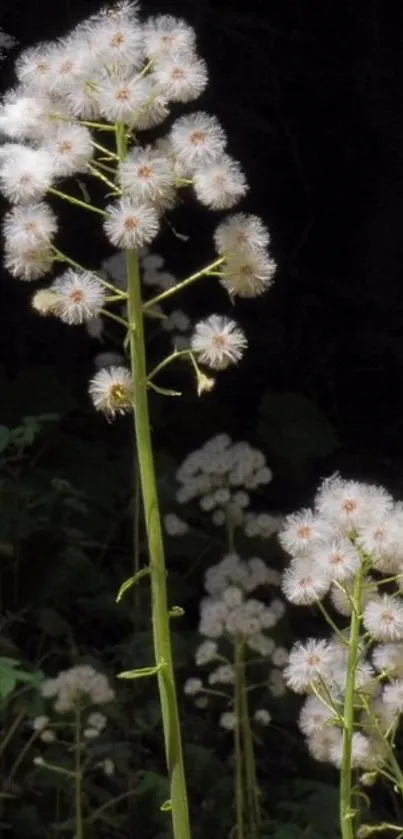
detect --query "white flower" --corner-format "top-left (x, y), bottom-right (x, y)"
top-left (42, 664), bottom-right (114, 712)
top-left (102, 758), bottom-right (115, 776)
top-left (0, 145), bottom-right (54, 203)
top-left (284, 639), bottom-right (333, 693)
top-left (143, 15), bottom-right (196, 59)
top-left (130, 84), bottom-right (170, 131)
top-left (219, 711), bottom-right (236, 731)
top-left (208, 665), bottom-right (235, 685)
top-left (32, 715), bottom-right (50, 732)
top-left (298, 696), bottom-right (335, 737)
top-left (3, 202), bottom-right (58, 251)
top-left (372, 643), bottom-right (403, 677)
top-left (50, 270), bottom-right (106, 325)
top-left (152, 53), bottom-right (208, 103)
top-left (357, 512), bottom-right (403, 573)
top-left (220, 250), bottom-right (276, 298)
top-left (312, 539), bottom-right (361, 582)
top-left (307, 728), bottom-right (342, 763)
top-left (382, 679), bottom-right (403, 716)
top-left (193, 155), bottom-right (248, 210)
top-left (5, 244), bottom-right (53, 280)
top-left (85, 11), bottom-right (144, 70)
top-left (87, 711), bottom-right (107, 731)
top-left (190, 315), bottom-right (247, 370)
top-left (40, 729), bottom-right (56, 743)
top-left (0, 90), bottom-right (55, 141)
top-left (363, 595), bottom-right (403, 641)
top-left (195, 640), bottom-right (218, 666)
top-left (315, 476), bottom-right (394, 532)
top-left (89, 365), bottom-right (133, 418)
top-left (118, 147), bottom-right (174, 205)
top-left (214, 213), bottom-right (271, 255)
top-left (184, 677), bottom-right (203, 695)
top-left (170, 112), bottom-right (227, 173)
top-left (254, 709), bottom-right (271, 726)
top-left (279, 509), bottom-right (334, 556)
top-left (104, 198), bottom-right (159, 249)
top-left (65, 79), bottom-right (101, 120)
top-left (84, 727), bottom-right (101, 739)
top-left (15, 44), bottom-right (57, 92)
top-left (43, 124), bottom-right (93, 177)
top-left (97, 74), bottom-right (156, 125)
top-left (282, 557), bottom-right (330, 605)
top-left (164, 512), bottom-right (188, 535)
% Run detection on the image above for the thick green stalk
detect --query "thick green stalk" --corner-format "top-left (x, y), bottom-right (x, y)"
top-left (340, 568), bottom-right (364, 839)
top-left (115, 125), bottom-right (191, 839)
top-left (234, 638), bottom-right (245, 839)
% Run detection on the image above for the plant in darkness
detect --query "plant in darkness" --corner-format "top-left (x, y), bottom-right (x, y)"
top-left (0, 4), bottom-right (276, 838)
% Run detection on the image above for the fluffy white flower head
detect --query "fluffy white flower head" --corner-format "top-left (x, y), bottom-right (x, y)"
top-left (3, 202), bottom-right (58, 250)
top-left (50, 269), bottom-right (106, 325)
top-left (220, 250), bottom-right (276, 298)
top-left (193, 155), bottom-right (249, 210)
top-left (190, 315), bottom-right (247, 370)
top-left (284, 639), bottom-right (333, 693)
top-left (153, 53), bottom-right (208, 103)
top-left (89, 366), bottom-right (133, 418)
top-left (214, 213), bottom-right (271, 255)
top-left (143, 15), bottom-right (196, 59)
top-left (363, 594), bottom-right (403, 642)
top-left (104, 197), bottom-right (159, 248)
top-left (170, 112), bottom-right (227, 172)
top-left (0, 145), bottom-right (54, 203)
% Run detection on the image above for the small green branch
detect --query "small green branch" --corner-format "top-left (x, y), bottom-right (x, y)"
top-left (48, 186), bottom-right (107, 216)
top-left (51, 248), bottom-right (121, 294)
top-left (147, 349), bottom-right (192, 382)
top-left (142, 257), bottom-right (226, 311)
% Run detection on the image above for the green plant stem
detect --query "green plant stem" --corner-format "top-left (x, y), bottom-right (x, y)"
top-left (239, 655), bottom-right (260, 838)
top-left (340, 567), bottom-right (364, 839)
top-left (147, 349), bottom-right (193, 382)
top-left (75, 708), bottom-right (83, 839)
top-left (142, 257), bottom-right (226, 311)
top-left (48, 187), bottom-right (107, 216)
top-left (234, 638), bottom-right (245, 839)
top-left (115, 122), bottom-right (191, 839)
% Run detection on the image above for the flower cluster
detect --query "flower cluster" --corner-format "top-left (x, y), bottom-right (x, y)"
top-left (167, 433), bottom-right (281, 536)
top-left (41, 664), bottom-right (115, 713)
top-left (184, 551), bottom-right (286, 730)
top-left (0, 3), bottom-right (277, 419)
top-left (281, 474), bottom-right (403, 771)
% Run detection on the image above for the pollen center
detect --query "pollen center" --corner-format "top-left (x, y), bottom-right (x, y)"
top-left (110, 384), bottom-right (129, 405)
top-left (111, 32), bottom-right (125, 47)
top-left (190, 130), bottom-right (207, 146)
top-left (342, 499), bottom-right (357, 513)
top-left (297, 525), bottom-right (312, 539)
top-left (212, 335), bottom-right (226, 349)
top-left (58, 141), bottom-right (73, 154)
top-left (124, 216), bottom-right (139, 230)
top-left (172, 68), bottom-right (186, 80)
top-left (138, 166), bottom-right (153, 179)
top-left (69, 289), bottom-right (84, 303)
top-left (60, 60), bottom-right (74, 74)
top-left (116, 87), bottom-right (130, 101)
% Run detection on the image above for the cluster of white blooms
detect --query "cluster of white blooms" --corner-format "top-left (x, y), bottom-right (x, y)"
top-left (41, 664), bottom-right (115, 713)
top-left (184, 551), bottom-right (286, 730)
top-left (281, 474), bottom-right (403, 770)
top-left (167, 433), bottom-right (281, 536)
top-left (0, 28), bottom-right (16, 62)
top-left (31, 708), bottom-right (107, 743)
top-left (0, 3), bottom-right (276, 419)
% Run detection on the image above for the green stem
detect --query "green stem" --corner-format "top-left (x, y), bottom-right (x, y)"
top-left (75, 708), bottom-right (84, 839)
top-left (115, 122), bottom-right (191, 839)
top-left (142, 257), bottom-right (226, 311)
top-left (147, 349), bottom-right (192, 382)
top-left (340, 568), bottom-right (364, 839)
top-left (48, 187), bottom-right (107, 216)
top-left (234, 638), bottom-right (245, 839)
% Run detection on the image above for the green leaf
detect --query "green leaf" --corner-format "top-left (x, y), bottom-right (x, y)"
top-left (257, 392), bottom-right (339, 465)
top-left (117, 661), bottom-right (165, 680)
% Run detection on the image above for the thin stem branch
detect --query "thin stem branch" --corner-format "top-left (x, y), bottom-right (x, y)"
top-left (143, 257), bottom-right (226, 311)
top-left (48, 186), bottom-right (107, 216)
top-left (75, 708), bottom-right (84, 839)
